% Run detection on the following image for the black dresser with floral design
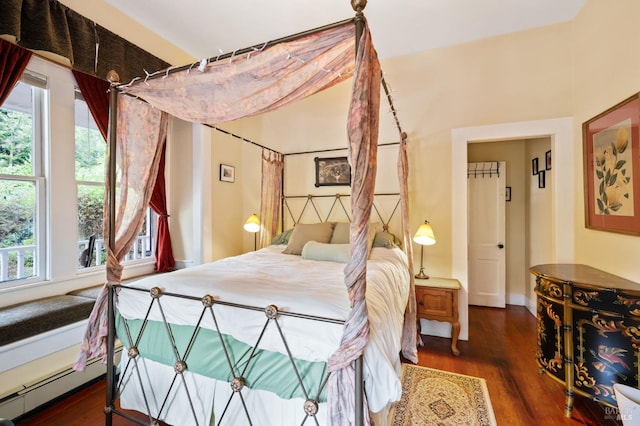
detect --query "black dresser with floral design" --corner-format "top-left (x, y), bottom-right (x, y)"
top-left (531, 264), bottom-right (640, 417)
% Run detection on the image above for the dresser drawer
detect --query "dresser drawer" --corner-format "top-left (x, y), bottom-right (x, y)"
top-left (572, 286), bottom-right (640, 318)
top-left (534, 277), bottom-right (565, 302)
top-left (416, 287), bottom-right (453, 317)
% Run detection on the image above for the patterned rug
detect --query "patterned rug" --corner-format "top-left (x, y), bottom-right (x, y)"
top-left (392, 364), bottom-right (497, 426)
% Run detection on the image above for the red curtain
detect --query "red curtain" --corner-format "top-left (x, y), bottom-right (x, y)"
top-left (71, 70), bottom-right (109, 139)
top-left (72, 70), bottom-right (175, 273)
top-left (0, 38), bottom-right (33, 106)
top-left (148, 145), bottom-right (175, 272)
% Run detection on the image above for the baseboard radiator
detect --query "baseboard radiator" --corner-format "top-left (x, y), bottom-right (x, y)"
top-left (0, 347), bottom-right (121, 420)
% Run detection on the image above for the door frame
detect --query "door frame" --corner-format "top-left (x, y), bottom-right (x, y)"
top-left (451, 117), bottom-right (575, 341)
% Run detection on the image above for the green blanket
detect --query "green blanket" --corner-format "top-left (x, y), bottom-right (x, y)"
top-left (116, 315), bottom-right (329, 401)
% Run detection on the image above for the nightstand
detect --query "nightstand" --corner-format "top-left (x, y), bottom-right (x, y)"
top-left (415, 277), bottom-right (461, 356)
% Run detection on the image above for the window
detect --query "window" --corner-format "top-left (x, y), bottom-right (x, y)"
top-left (74, 92), bottom-right (155, 268)
top-left (0, 75), bottom-right (46, 284)
top-left (74, 91), bottom-right (106, 268)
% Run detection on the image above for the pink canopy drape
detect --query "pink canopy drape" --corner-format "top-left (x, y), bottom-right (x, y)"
top-left (73, 69), bottom-right (175, 273)
top-left (398, 134), bottom-right (419, 363)
top-left (259, 150), bottom-right (284, 248)
top-left (75, 95), bottom-right (168, 370)
top-left (327, 23), bottom-right (380, 425)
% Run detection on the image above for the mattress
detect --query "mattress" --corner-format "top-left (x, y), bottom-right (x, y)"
top-left (115, 245), bottom-right (410, 425)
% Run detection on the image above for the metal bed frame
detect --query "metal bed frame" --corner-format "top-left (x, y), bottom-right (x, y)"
top-left (106, 284), bottom-right (346, 426)
top-left (104, 192), bottom-right (401, 425)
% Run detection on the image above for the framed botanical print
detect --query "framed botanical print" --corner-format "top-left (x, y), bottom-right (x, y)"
top-left (583, 93), bottom-right (640, 235)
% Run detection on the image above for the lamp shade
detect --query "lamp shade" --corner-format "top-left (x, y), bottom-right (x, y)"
top-left (413, 220), bottom-right (436, 246)
top-left (243, 214), bottom-right (260, 233)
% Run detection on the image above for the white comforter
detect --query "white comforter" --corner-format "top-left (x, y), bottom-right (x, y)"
top-left (117, 245), bottom-right (410, 414)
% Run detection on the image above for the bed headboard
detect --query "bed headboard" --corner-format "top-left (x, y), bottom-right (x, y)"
top-left (281, 193), bottom-right (401, 235)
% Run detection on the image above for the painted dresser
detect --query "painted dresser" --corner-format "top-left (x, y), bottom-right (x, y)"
top-left (530, 264), bottom-right (640, 417)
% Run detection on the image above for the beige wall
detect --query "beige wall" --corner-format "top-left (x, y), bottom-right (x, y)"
top-left (572, 0), bottom-right (640, 280)
top-left (525, 138), bottom-right (554, 312)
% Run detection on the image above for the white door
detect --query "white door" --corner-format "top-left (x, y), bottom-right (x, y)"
top-left (467, 161), bottom-right (506, 308)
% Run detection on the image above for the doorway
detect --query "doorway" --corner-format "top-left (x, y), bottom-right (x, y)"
top-left (451, 118), bottom-right (575, 341)
top-left (467, 139), bottom-right (554, 311)
top-left (467, 161), bottom-right (506, 308)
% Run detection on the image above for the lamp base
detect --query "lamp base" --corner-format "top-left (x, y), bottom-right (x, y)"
top-left (415, 270), bottom-right (429, 280)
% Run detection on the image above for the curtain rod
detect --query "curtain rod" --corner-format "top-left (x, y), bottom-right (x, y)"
top-left (118, 17), bottom-right (355, 88)
top-left (283, 192), bottom-right (399, 199)
top-left (207, 125), bottom-right (282, 155)
top-left (283, 141), bottom-right (399, 157)
top-left (381, 73), bottom-right (404, 140)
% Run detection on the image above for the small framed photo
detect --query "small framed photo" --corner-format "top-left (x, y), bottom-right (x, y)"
top-left (314, 156), bottom-right (351, 187)
top-left (532, 157), bottom-right (539, 175)
top-left (545, 150), bottom-right (552, 170)
top-left (219, 164), bottom-right (235, 183)
top-left (505, 186), bottom-right (512, 202)
top-left (583, 93), bottom-right (640, 235)
top-left (538, 170), bottom-right (546, 189)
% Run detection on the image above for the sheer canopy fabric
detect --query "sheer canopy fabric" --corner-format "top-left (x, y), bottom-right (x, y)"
top-left (327, 23), bottom-right (380, 426)
top-left (72, 69), bottom-right (175, 274)
top-left (75, 95), bottom-right (168, 370)
top-left (259, 150), bottom-right (284, 249)
top-left (398, 136), bottom-right (419, 363)
top-left (122, 21), bottom-right (356, 124)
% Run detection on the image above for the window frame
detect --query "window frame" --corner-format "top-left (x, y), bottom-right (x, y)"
top-left (0, 72), bottom-right (48, 286)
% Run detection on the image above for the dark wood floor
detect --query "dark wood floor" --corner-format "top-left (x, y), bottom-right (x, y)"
top-left (14, 305), bottom-right (620, 425)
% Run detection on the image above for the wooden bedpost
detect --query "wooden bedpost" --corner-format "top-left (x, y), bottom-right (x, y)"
top-left (105, 69), bottom-right (119, 426)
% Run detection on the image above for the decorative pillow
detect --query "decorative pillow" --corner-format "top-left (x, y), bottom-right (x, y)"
top-left (282, 222), bottom-right (335, 255)
top-left (271, 228), bottom-right (293, 245)
top-left (367, 222), bottom-right (381, 250)
top-left (373, 231), bottom-right (400, 248)
top-left (302, 241), bottom-right (350, 263)
top-left (330, 222), bottom-right (350, 244)
top-left (330, 222), bottom-right (380, 248)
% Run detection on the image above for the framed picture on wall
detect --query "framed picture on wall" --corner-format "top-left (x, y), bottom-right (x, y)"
top-left (583, 93), bottom-right (640, 235)
top-left (532, 157), bottom-right (539, 175)
top-left (545, 150), bottom-right (552, 170)
top-left (314, 156), bottom-right (351, 187)
top-left (219, 164), bottom-right (235, 183)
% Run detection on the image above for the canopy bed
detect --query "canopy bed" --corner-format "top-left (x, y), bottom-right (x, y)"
top-left (75, 2), bottom-right (418, 425)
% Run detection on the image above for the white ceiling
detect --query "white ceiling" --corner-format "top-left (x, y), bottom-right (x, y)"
top-left (105, 0), bottom-right (586, 62)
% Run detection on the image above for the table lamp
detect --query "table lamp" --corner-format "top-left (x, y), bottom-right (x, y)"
top-left (244, 213), bottom-right (260, 250)
top-left (413, 220), bottom-right (436, 279)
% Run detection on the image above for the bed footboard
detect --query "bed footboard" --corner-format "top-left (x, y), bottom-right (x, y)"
top-left (104, 283), bottom-right (365, 426)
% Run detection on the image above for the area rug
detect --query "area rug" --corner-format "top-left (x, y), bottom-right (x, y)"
top-left (392, 364), bottom-right (497, 426)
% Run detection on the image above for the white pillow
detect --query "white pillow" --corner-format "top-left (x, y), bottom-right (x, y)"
top-left (301, 241), bottom-right (350, 263)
